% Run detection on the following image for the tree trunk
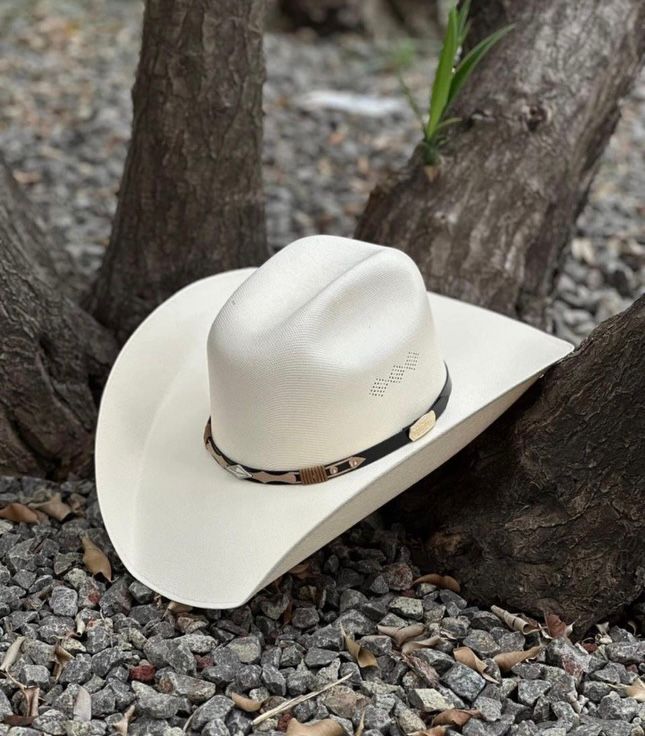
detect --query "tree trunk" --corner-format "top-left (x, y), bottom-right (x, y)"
top-left (356, 0), bottom-right (645, 328)
top-left (0, 161), bottom-right (117, 479)
top-left (90, 0), bottom-right (268, 343)
top-left (392, 295), bottom-right (645, 636)
top-left (0, 160), bottom-right (78, 298)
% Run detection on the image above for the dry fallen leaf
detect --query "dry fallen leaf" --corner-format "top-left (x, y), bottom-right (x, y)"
top-left (4, 715), bottom-right (35, 726)
top-left (494, 645), bottom-right (542, 673)
top-left (289, 561), bottom-right (314, 580)
top-left (343, 629), bottom-right (378, 668)
top-left (403, 652), bottom-right (440, 686)
top-left (231, 692), bottom-right (264, 712)
top-left (1, 635), bottom-right (25, 672)
top-left (114, 704), bottom-right (136, 736)
top-left (73, 685), bottom-right (92, 722)
top-left (53, 642), bottom-right (73, 682)
top-left (377, 623), bottom-right (425, 648)
top-left (594, 621), bottom-right (612, 645)
top-left (410, 728), bottom-right (446, 736)
top-left (0, 503), bottom-right (39, 524)
top-left (13, 170), bottom-right (42, 185)
top-left (31, 493), bottom-right (73, 521)
top-left (431, 708), bottom-right (481, 727)
top-left (622, 678), bottom-right (645, 702)
top-left (25, 686), bottom-right (40, 719)
top-left (286, 718), bottom-right (344, 736)
top-left (402, 635), bottom-right (441, 654)
top-left (412, 574), bottom-right (460, 593)
top-left (81, 536), bottom-right (112, 581)
top-left (167, 601), bottom-right (192, 615)
top-left (453, 646), bottom-right (498, 683)
top-left (491, 605), bottom-right (541, 635)
top-left (543, 611), bottom-right (573, 640)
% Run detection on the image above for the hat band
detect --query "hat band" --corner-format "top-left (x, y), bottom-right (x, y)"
top-left (204, 366), bottom-right (451, 485)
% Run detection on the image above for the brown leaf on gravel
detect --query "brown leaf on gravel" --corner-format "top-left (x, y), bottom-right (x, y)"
top-left (289, 561), bottom-right (315, 580)
top-left (0, 635), bottom-right (25, 672)
top-left (377, 623), bottom-right (425, 648)
top-left (431, 708), bottom-right (481, 727)
top-left (231, 692), bottom-right (265, 712)
top-left (81, 536), bottom-right (112, 581)
top-left (24, 686), bottom-right (40, 719)
top-left (286, 718), bottom-right (344, 736)
top-left (343, 629), bottom-right (378, 668)
top-left (31, 493), bottom-right (73, 521)
top-left (114, 704), bottom-right (136, 736)
top-left (4, 715), bottom-right (36, 726)
top-left (491, 605), bottom-right (541, 635)
top-left (410, 728), bottom-right (446, 736)
top-left (53, 642), bottom-right (73, 682)
top-left (493, 645), bottom-right (542, 673)
top-left (167, 600), bottom-right (192, 615)
top-left (543, 611), bottom-right (573, 639)
top-left (0, 502), bottom-right (39, 524)
top-left (402, 635), bottom-right (441, 654)
top-left (404, 652), bottom-right (440, 686)
top-left (412, 574), bottom-right (460, 593)
top-left (13, 170), bottom-right (42, 185)
top-left (623, 678), bottom-right (645, 701)
top-left (453, 646), bottom-right (498, 683)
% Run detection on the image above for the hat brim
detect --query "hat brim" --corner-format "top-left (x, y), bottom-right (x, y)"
top-left (95, 268), bottom-right (572, 609)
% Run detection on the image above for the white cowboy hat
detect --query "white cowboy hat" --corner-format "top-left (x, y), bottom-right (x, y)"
top-left (96, 235), bottom-right (572, 608)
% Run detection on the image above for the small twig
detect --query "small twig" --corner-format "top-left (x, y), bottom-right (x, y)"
top-left (182, 710), bottom-right (196, 733)
top-left (252, 673), bottom-right (352, 726)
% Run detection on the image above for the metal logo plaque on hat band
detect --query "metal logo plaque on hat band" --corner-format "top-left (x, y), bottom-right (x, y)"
top-left (95, 235), bottom-right (574, 608)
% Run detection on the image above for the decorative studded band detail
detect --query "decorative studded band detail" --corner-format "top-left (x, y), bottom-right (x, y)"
top-left (204, 366), bottom-right (452, 485)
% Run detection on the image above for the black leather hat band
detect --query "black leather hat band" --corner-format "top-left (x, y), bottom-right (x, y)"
top-left (204, 366), bottom-right (452, 485)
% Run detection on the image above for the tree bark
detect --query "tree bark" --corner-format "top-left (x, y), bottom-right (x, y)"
top-left (0, 160), bottom-right (78, 298)
top-left (356, 0), bottom-right (645, 328)
top-left (393, 296), bottom-right (645, 636)
top-left (90, 0), bottom-right (268, 343)
top-left (0, 160), bottom-right (117, 479)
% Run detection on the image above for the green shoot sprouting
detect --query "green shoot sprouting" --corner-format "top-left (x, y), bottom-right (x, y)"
top-left (398, 1), bottom-right (513, 165)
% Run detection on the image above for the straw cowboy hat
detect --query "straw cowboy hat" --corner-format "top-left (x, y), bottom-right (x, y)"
top-left (95, 235), bottom-right (572, 608)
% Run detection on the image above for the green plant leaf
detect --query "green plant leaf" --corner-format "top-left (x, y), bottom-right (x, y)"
top-left (433, 117), bottom-right (462, 135)
top-left (457, 0), bottom-right (471, 45)
top-left (447, 24), bottom-right (514, 108)
top-left (397, 69), bottom-right (426, 134)
top-left (426, 5), bottom-right (460, 140)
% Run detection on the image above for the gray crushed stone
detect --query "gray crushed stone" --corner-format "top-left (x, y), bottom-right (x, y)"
top-left (0, 476), bottom-right (642, 735)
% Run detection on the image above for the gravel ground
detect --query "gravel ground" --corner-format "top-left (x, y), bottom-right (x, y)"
top-left (0, 4), bottom-right (644, 734)
top-left (0, 0), bottom-right (643, 344)
top-left (0, 475), bottom-right (644, 736)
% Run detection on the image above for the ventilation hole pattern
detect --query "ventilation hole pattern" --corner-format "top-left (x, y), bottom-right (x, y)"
top-left (369, 351), bottom-right (420, 397)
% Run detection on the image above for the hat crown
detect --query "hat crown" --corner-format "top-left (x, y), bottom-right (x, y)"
top-left (207, 236), bottom-right (446, 470)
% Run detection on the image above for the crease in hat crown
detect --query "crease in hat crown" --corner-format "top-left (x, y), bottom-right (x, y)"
top-left (206, 235), bottom-right (447, 472)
